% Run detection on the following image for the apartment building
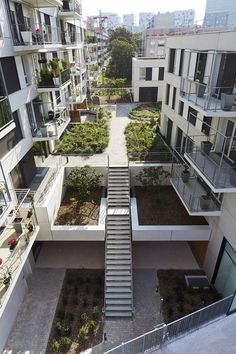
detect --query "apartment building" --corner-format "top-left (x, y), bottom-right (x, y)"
top-left (142, 29), bottom-right (167, 57)
top-left (132, 57), bottom-right (165, 102)
top-left (160, 30), bottom-right (236, 297)
top-left (123, 13), bottom-right (135, 32)
top-left (204, 0), bottom-right (236, 28)
top-left (150, 10), bottom-right (195, 30)
top-left (139, 12), bottom-right (154, 31)
top-left (102, 12), bottom-right (121, 30)
top-left (0, 0), bottom-right (91, 349)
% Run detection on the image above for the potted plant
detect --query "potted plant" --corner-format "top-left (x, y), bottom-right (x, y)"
top-left (200, 194), bottom-right (211, 210)
top-left (8, 238), bottom-right (18, 251)
top-left (12, 214), bottom-right (23, 233)
top-left (24, 231), bottom-right (30, 245)
top-left (181, 167), bottom-right (190, 183)
top-left (39, 68), bottom-right (53, 86)
top-left (26, 221), bottom-right (34, 233)
top-left (201, 141), bottom-right (212, 155)
top-left (3, 269), bottom-right (12, 287)
top-left (20, 24), bottom-right (32, 45)
top-left (49, 59), bottom-right (61, 86)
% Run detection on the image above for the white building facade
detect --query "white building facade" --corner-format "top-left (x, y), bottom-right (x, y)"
top-left (160, 30), bottom-right (236, 297)
top-left (204, 0), bottom-right (236, 27)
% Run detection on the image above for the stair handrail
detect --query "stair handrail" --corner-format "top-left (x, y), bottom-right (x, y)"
top-left (128, 160), bottom-right (134, 316)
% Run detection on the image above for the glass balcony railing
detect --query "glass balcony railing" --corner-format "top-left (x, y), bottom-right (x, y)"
top-left (180, 77), bottom-right (236, 112)
top-left (38, 68), bottom-right (71, 89)
top-left (171, 160), bottom-right (221, 215)
top-left (0, 97), bottom-right (13, 131)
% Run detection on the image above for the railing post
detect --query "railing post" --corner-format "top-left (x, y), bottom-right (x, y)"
top-left (160, 324), bottom-right (167, 348)
top-left (142, 335), bottom-right (145, 353)
top-left (121, 343), bottom-right (125, 354)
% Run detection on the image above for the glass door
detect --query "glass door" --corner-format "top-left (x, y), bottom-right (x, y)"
top-left (215, 241), bottom-right (236, 297)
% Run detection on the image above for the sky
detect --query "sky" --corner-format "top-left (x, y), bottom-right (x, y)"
top-left (82, 0), bottom-right (207, 24)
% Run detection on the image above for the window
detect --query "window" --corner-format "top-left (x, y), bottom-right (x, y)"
top-left (188, 107), bottom-right (198, 126)
top-left (168, 48), bottom-right (176, 73)
top-left (194, 52), bottom-right (207, 82)
top-left (178, 100), bottom-right (184, 116)
top-left (0, 57), bottom-right (20, 95)
top-left (165, 84), bottom-right (170, 105)
top-left (139, 67), bottom-right (146, 80)
top-left (172, 87), bottom-right (176, 110)
top-left (201, 116), bottom-right (212, 136)
top-left (146, 67), bottom-right (152, 81)
top-left (179, 49), bottom-right (184, 76)
top-left (158, 67), bottom-right (164, 81)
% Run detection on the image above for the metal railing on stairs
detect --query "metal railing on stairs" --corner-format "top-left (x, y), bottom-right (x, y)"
top-left (104, 294), bottom-right (234, 354)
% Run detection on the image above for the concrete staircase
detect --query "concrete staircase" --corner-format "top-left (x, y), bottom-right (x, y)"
top-left (105, 166), bottom-right (133, 318)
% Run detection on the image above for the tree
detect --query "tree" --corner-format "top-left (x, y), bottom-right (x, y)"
top-left (64, 166), bottom-right (102, 201)
top-left (109, 39), bottom-right (136, 80)
top-left (108, 27), bottom-right (138, 50)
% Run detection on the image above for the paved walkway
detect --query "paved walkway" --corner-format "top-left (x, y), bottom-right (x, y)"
top-left (92, 269), bottom-right (162, 354)
top-left (4, 269), bottom-right (65, 354)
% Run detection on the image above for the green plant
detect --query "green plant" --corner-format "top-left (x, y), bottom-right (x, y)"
top-left (39, 68), bottom-right (53, 85)
top-left (88, 320), bottom-right (97, 331)
top-left (49, 58), bottom-right (61, 78)
top-left (78, 327), bottom-right (88, 342)
top-left (3, 268), bottom-right (12, 285)
top-left (64, 166), bottom-right (102, 201)
top-left (55, 321), bottom-right (71, 335)
top-left (51, 340), bottom-right (60, 353)
top-left (80, 312), bottom-right (88, 324)
top-left (61, 58), bottom-right (69, 70)
top-left (136, 167), bottom-right (170, 187)
top-left (59, 336), bottom-right (72, 349)
top-left (92, 306), bottom-right (99, 320)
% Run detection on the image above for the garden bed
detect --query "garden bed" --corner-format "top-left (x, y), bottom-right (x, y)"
top-left (125, 122), bottom-right (172, 162)
top-left (46, 269), bottom-right (104, 353)
top-left (128, 103), bottom-right (161, 120)
top-left (55, 106), bottom-right (111, 154)
top-left (157, 269), bottom-right (221, 323)
top-left (55, 188), bottom-right (101, 226)
top-left (135, 186), bottom-right (208, 225)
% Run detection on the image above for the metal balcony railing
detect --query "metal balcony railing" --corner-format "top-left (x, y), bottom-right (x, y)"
top-left (180, 77), bottom-right (236, 112)
top-left (62, 0), bottom-right (82, 15)
top-left (0, 97), bottom-right (13, 131)
top-left (38, 68), bottom-right (71, 88)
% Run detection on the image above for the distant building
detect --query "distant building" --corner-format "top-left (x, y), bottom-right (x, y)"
top-left (142, 29), bottom-right (167, 57)
top-left (102, 12), bottom-right (121, 30)
top-left (203, 0), bottom-right (236, 27)
top-left (123, 13), bottom-right (135, 32)
top-left (151, 10), bottom-right (195, 30)
top-left (139, 12), bottom-right (155, 31)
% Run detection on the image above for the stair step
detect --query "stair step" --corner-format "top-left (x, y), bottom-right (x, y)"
top-left (106, 265), bottom-right (131, 270)
top-left (107, 230), bottom-right (131, 235)
top-left (106, 254), bottom-right (131, 259)
top-left (106, 270), bottom-right (131, 276)
top-left (107, 251), bottom-right (131, 256)
top-left (107, 244), bottom-right (130, 249)
top-left (105, 311), bottom-right (132, 317)
top-left (106, 305), bottom-right (132, 311)
top-left (106, 260), bottom-right (131, 265)
top-left (106, 287), bottom-right (132, 293)
top-left (107, 215), bottom-right (130, 220)
top-left (108, 203), bottom-right (130, 207)
top-left (106, 276), bottom-right (132, 281)
top-left (107, 186), bottom-right (129, 190)
top-left (107, 226), bottom-right (130, 231)
top-left (106, 293), bottom-right (132, 299)
top-left (106, 299), bottom-right (132, 305)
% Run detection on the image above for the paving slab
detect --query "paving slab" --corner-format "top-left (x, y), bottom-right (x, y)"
top-left (3, 268), bottom-right (65, 354)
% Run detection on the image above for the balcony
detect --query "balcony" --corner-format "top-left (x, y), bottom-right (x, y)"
top-left (184, 132), bottom-right (236, 192)
top-left (86, 57), bottom-right (98, 66)
top-left (37, 68), bottom-right (71, 92)
top-left (59, 0), bottom-right (82, 18)
top-left (22, 0), bottom-right (63, 7)
top-left (13, 23), bottom-right (63, 53)
top-left (0, 189), bottom-right (39, 307)
top-left (171, 161), bottom-right (221, 216)
top-left (0, 183), bottom-right (12, 228)
top-left (180, 77), bottom-right (236, 117)
top-left (31, 104), bottom-right (70, 141)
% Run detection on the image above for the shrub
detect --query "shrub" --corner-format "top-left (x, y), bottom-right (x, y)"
top-left (78, 327), bottom-right (88, 342)
top-left (64, 166), bottom-right (102, 201)
top-left (51, 340), bottom-right (60, 353)
top-left (92, 306), bottom-right (99, 320)
top-left (80, 313), bottom-right (88, 324)
top-left (59, 336), bottom-right (72, 349)
top-left (55, 321), bottom-right (71, 336)
top-left (88, 320), bottom-right (97, 331)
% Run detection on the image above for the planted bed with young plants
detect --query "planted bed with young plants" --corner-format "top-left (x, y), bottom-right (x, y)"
top-left (55, 106), bottom-right (111, 154)
top-left (47, 269), bottom-right (104, 354)
top-left (128, 103), bottom-right (161, 120)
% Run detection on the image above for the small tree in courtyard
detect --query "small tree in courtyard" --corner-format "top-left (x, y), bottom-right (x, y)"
top-left (64, 166), bottom-right (102, 201)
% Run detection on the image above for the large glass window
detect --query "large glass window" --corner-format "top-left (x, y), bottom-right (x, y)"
top-left (214, 240), bottom-right (236, 297)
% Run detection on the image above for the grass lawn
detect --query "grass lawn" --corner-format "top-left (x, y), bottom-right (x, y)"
top-left (157, 269), bottom-right (222, 323)
top-left (46, 269), bottom-right (104, 354)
